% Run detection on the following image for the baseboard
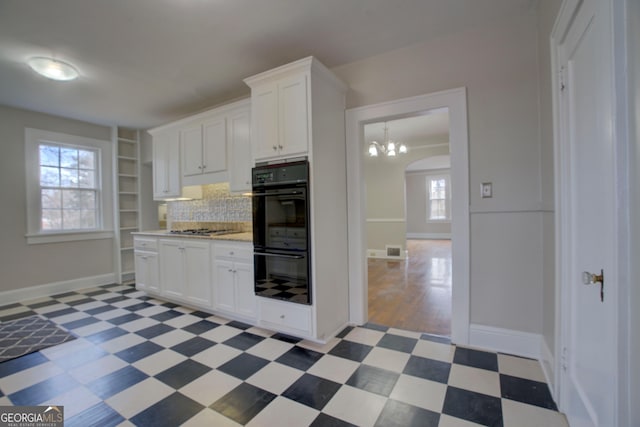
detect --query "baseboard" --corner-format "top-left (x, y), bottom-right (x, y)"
top-left (0, 273), bottom-right (117, 305)
top-left (540, 338), bottom-right (556, 400)
top-left (469, 324), bottom-right (542, 359)
top-left (406, 232), bottom-right (452, 240)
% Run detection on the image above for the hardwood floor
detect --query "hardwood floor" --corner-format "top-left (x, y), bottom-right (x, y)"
top-left (368, 239), bottom-right (451, 336)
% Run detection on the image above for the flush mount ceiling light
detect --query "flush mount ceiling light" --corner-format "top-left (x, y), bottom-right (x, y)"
top-left (27, 57), bottom-right (79, 81)
top-left (368, 122), bottom-right (407, 157)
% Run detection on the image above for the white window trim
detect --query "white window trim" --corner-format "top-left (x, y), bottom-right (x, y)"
top-left (25, 128), bottom-right (114, 244)
top-left (426, 173), bottom-right (451, 223)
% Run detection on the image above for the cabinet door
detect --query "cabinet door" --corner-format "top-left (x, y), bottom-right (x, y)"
top-left (279, 74), bottom-right (309, 157)
top-left (135, 251), bottom-right (160, 294)
top-left (153, 129), bottom-right (181, 199)
top-left (181, 124), bottom-right (203, 177)
top-left (184, 242), bottom-right (211, 307)
top-left (214, 259), bottom-right (235, 312)
top-left (234, 261), bottom-right (256, 319)
top-left (252, 82), bottom-right (280, 160)
top-left (159, 240), bottom-right (185, 300)
top-left (228, 110), bottom-right (252, 193)
top-left (202, 117), bottom-right (227, 175)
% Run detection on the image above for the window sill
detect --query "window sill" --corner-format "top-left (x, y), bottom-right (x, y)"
top-left (26, 230), bottom-right (114, 245)
top-left (426, 219), bottom-right (451, 224)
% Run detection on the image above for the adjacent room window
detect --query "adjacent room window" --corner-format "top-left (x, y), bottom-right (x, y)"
top-left (25, 128), bottom-right (114, 244)
top-left (427, 174), bottom-right (451, 221)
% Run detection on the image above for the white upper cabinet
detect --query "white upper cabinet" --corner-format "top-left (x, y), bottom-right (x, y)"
top-left (181, 115), bottom-right (227, 184)
top-left (150, 127), bottom-right (181, 200)
top-left (279, 74), bottom-right (309, 157)
top-left (228, 109), bottom-right (252, 192)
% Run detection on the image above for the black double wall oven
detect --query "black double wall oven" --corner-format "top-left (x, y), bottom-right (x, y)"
top-left (252, 161), bottom-right (311, 305)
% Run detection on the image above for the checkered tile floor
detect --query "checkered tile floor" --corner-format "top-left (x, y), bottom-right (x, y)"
top-left (0, 284), bottom-right (568, 426)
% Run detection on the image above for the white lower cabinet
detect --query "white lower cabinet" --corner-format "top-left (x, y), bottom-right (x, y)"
top-left (213, 242), bottom-right (256, 321)
top-left (134, 237), bottom-right (159, 294)
top-left (258, 297), bottom-right (312, 338)
top-left (159, 239), bottom-right (211, 307)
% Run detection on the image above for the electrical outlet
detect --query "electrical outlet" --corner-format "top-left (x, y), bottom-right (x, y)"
top-left (481, 182), bottom-right (493, 198)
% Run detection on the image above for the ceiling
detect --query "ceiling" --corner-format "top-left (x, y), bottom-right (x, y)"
top-left (0, 0), bottom-right (534, 130)
top-left (364, 110), bottom-right (449, 149)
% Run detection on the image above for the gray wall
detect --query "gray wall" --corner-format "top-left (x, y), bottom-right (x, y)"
top-left (406, 169), bottom-right (452, 238)
top-left (334, 7), bottom-right (550, 334)
top-left (0, 105), bottom-right (115, 292)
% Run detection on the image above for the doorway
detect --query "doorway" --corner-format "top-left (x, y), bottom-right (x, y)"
top-left (346, 88), bottom-right (470, 345)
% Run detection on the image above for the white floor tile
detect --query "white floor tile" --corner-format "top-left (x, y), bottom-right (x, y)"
top-left (306, 354), bottom-right (360, 384)
top-left (246, 362), bottom-right (304, 395)
top-left (297, 337), bottom-right (340, 353)
top-left (246, 326), bottom-right (275, 338)
top-left (181, 408), bottom-right (241, 427)
top-left (33, 303), bottom-right (68, 314)
top-left (389, 374), bottom-right (447, 413)
top-left (106, 378), bottom-right (174, 419)
top-left (343, 327), bottom-right (385, 346)
top-left (134, 305), bottom-right (170, 317)
top-left (132, 349), bottom-right (188, 376)
top-left (118, 317), bottom-right (159, 332)
top-left (50, 311), bottom-right (89, 325)
top-left (362, 347), bottom-right (411, 373)
top-left (56, 294), bottom-right (88, 304)
top-left (438, 414), bottom-right (486, 426)
top-left (447, 364), bottom-right (501, 397)
top-left (68, 355), bottom-right (128, 384)
top-left (246, 338), bottom-right (294, 361)
top-left (0, 306), bottom-right (32, 317)
top-left (98, 333), bottom-right (146, 354)
top-left (412, 339), bottom-right (455, 363)
top-left (501, 398), bottom-right (569, 427)
top-left (178, 370), bottom-right (243, 407)
top-left (498, 354), bottom-right (547, 383)
top-left (73, 300), bottom-right (108, 312)
top-left (163, 314), bottom-right (202, 329)
top-left (71, 321), bottom-right (113, 337)
top-left (149, 329), bottom-right (196, 348)
top-left (40, 337), bottom-right (94, 360)
top-left (41, 385), bottom-right (101, 419)
top-left (191, 344), bottom-right (243, 369)
top-left (0, 362), bottom-right (64, 394)
top-left (93, 308), bottom-right (130, 321)
top-left (323, 385), bottom-right (387, 427)
top-left (246, 396), bottom-right (318, 427)
top-left (199, 325), bottom-right (243, 343)
top-left (387, 328), bottom-right (423, 339)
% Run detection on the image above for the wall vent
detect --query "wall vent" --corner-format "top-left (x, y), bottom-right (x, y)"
top-left (385, 245), bottom-right (402, 258)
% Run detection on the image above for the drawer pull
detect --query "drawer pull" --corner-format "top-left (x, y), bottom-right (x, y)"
top-left (280, 314), bottom-right (285, 319)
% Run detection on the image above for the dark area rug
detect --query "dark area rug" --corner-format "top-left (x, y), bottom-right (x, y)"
top-left (0, 315), bottom-right (76, 363)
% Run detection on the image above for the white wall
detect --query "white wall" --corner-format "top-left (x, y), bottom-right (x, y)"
top-left (0, 105), bottom-right (115, 292)
top-left (334, 8), bottom-right (547, 335)
top-left (406, 169), bottom-right (452, 238)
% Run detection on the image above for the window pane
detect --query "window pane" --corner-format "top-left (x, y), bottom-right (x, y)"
top-left (60, 167), bottom-right (78, 187)
top-left (78, 149), bottom-right (95, 169)
top-left (39, 145), bottom-right (59, 167)
top-left (62, 209), bottom-right (81, 229)
top-left (78, 169), bottom-right (95, 188)
top-left (62, 189), bottom-right (82, 210)
top-left (40, 166), bottom-right (60, 186)
top-left (42, 209), bottom-right (62, 230)
top-left (41, 189), bottom-right (62, 209)
top-left (79, 191), bottom-right (96, 210)
top-left (80, 210), bottom-right (97, 228)
top-left (431, 200), bottom-right (446, 220)
top-left (60, 147), bottom-right (78, 168)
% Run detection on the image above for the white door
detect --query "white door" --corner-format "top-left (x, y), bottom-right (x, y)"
top-left (214, 259), bottom-right (236, 313)
top-left (554, 0), bottom-right (617, 424)
top-left (184, 242), bottom-right (211, 307)
top-left (234, 261), bottom-right (256, 319)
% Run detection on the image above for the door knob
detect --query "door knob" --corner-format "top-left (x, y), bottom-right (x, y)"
top-left (582, 269), bottom-right (604, 302)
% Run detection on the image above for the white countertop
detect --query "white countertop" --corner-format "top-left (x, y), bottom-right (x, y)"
top-left (133, 230), bottom-right (253, 242)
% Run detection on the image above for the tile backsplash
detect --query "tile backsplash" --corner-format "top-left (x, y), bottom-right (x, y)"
top-left (167, 183), bottom-right (252, 227)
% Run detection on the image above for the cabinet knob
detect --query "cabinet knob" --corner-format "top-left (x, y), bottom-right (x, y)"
top-left (202, 165), bottom-right (206, 169)
top-left (280, 314), bottom-right (285, 319)
top-left (278, 145), bottom-right (283, 150)
top-left (228, 268), bottom-right (233, 272)
top-left (229, 251), bottom-right (234, 255)
top-left (272, 145), bottom-right (277, 151)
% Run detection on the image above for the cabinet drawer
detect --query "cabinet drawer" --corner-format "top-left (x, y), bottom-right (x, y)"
top-left (259, 298), bottom-right (311, 336)
top-left (214, 243), bottom-right (253, 260)
top-left (134, 237), bottom-right (158, 252)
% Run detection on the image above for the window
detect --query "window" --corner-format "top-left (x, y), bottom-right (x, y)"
top-left (427, 174), bottom-right (451, 221)
top-left (25, 128), bottom-right (114, 244)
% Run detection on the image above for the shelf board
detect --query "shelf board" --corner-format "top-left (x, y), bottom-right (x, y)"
top-left (118, 137), bottom-right (138, 144)
top-left (120, 227), bottom-right (139, 231)
top-left (118, 173), bottom-right (138, 178)
top-left (120, 209), bottom-right (138, 213)
top-left (119, 191), bottom-right (138, 195)
top-left (118, 155), bottom-right (137, 161)
top-left (121, 247), bottom-right (134, 251)
top-left (121, 270), bottom-right (136, 276)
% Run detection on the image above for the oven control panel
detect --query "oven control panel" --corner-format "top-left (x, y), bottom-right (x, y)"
top-left (252, 161), bottom-right (308, 186)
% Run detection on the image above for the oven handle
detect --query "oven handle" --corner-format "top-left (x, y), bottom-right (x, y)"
top-left (251, 191), bottom-right (303, 197)
top-left (254, 252), bottom-right (305, 260)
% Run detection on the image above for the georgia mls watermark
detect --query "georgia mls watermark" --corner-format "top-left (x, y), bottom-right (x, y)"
top-left (0, 406), bottom-right (64, 427)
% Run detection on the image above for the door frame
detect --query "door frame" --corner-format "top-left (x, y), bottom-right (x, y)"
top-left (346, 88), bottom-right (470, 344)
top-left (551, 0), bottom-right (631, 422)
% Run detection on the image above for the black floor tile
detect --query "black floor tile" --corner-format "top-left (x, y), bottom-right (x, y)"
top-left (103, 295), bottom-right (129, 304)
top-left (9, 373), bottom-right (79, 405)
top-left (66, 402), bottom-right (124, 427)
top-left (0, 351), bottom-right (48, 378)
top-left (363, 323), bottom-right (389, 332)
top-left (0, 311), bottom-right (36, 322)
top-left (155, 359), bottom-right (212, 389)
top-left (226, 320), bottom-right (252, 330)
top-left (182, 319), bottom-right (220, 335)
top-left (107, 313), bottom-right (142, 326)
top-left (374, 399), bottom-right (440, 427)
top-left (442, 386), bottom-right (503, 427)
top-left (217, 353), bottom-right (269, 380)
top-left (170, 336), bottom-right (216, 357)
top-left (0, 302), bottom-right (22, 310)
top-left (282, 373), bottom-right (342, 410)
top-left (335, 326), bottom-right (354, 338)
top-left (131, 392), bottom-right (204, 427)
top-left (403, 355), bottom-right (451, 383)
top-left (83, 289), bottom-right (110, 297)
top-left (377, 334), bottom-right (417, 353)
top-left (275, 346), bottom-right (323, 371)
top-left (115, 340), bottom-right (164, 363)
top-left (62, 316), bottom-right (100, 330)
top-left (45, 307), bottom-right (77, 318)
top-left (51, 291), bottom-right (78, 299)
top-left (52, 346), bottom-right (108, 370)
top-left (161, 302), bottom-right (180, 309)
top-left (311, 413), bottom-right (358, 427)
top-left (500, 374), bottom-right (557, 410)
top-left (67, 297), bottom-right (96, 306)
top-left (346, 364), bottom-right (399, 397)
top-left (271, 333), bottom-right (302, 344)
top-left (190, 310), bottom-right (212, 318)
top-left (25, 300), bottom-right (59, 309)
top-left (453, 347), bottom-right (499, 372)
top-left (87, 366), bottom-right (148, 399)
top-left (210, 382), bottom-right (276, 425)
top-left (223, 332), bottom-right (264, 351)
top-left (119, 287), bottom-right (138, 294)
top-left (85, 326), bottom-right (127, 344)
top-left (85, 305), bottom-right (115, 316)
top-left (420, 333), bottom-right (451, 344)
top-left (328, 340), bottom-right (373, 362)
top-left (124, 302), bottom-right (153, 312)
top-left (150, 310), bottom-right (182, 322)
top-left (135, 323), bottom-right (175, 339)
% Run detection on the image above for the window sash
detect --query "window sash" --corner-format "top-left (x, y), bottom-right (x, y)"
top-left (427, 175), bottom-right (451, 221)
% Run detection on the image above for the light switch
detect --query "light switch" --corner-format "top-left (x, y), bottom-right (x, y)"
top-left (481, 182), bottom-right (493, 198)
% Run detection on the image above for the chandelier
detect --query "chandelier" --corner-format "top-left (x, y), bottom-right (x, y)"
top-left (368, 122), bottom-right (407, 157)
